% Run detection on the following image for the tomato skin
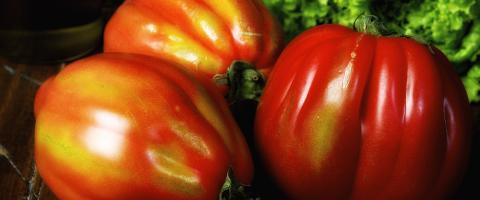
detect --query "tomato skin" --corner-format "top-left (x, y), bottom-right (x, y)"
top-left (103, 0), bottom-right (281, 81)
top-left (255, 24), bottom-right (472, 200)
top-left (34, 53), bottom-right (253, 200)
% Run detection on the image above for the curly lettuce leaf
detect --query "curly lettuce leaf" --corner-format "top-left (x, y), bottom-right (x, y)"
top-left (463, 64), bottom-right (480, 102)
top-left (262, 0), bottom-right (370, 40)
top-left (399, 0), bottom-right (480, 63)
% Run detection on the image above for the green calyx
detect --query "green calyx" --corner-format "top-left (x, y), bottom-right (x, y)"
top-left (353, 14), bottom-right (390, 36)
top-left (214, 61), bottom-right (265, 103)
top-left (353, 14), bottom-right (436, 53)
top-left (219, 168), bottom-right (259, 200)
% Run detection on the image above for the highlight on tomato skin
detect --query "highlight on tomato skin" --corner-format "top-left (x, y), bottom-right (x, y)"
top-left (255, 24), bottom-right (473, 200)
top-left (103, 0), bottom-right (282, 88)
top-left (34, 53), bottom-right (253, 200)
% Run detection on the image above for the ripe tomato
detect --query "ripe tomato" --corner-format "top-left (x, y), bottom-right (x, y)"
top-left (34, 53), bottom-right (253, 200)
top-left (103, 0), bottom-right (281, 83)
top-left (255, 24), bottom-right (472, 200)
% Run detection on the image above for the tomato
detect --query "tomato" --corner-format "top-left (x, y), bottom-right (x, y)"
top-left (34, 53), bottom-right (253, 200)
top-left (103, 0), bottom-right (281, 84)
top-left (255, 24), bottom-right (472, 200)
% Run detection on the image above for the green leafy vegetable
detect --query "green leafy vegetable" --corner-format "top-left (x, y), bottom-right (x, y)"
top-left (463, 64), bottom-right (480, 102)
top-left (263, 0), bottom-right (480, 102)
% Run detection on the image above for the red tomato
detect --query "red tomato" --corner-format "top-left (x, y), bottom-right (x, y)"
top-left (103, 0), bottom-right (281, 82)
top-left (34, 53), bottom-right (253, 200)
top-left (255, 24), bottom-right (472, 200)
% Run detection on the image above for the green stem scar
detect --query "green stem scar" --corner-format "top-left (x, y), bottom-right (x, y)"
top-left (219, 168), bottom-right (259, 200)
top-left (214, 61), bottom-right (265, 103)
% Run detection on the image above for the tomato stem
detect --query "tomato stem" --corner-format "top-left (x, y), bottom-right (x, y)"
top-left (353, 14), bottom-right (389, 36)
top-left (214, 61), bottom-right (265, 103)
top-left (219, 168), bottom-right (259, 200)
top-left (353, 14), bottom-right (436, 53)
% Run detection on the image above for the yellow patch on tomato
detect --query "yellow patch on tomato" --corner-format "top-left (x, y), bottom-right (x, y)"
top-left (193, 91), bottom-right (233, 153)
top-left (147, 145), bottom-right (203, 197)
top-left (168, 120), bottom-right (212, 157)
top-left (151, 24), bottom-right (223, 74)
top-left (35, 115), bottom-right (131, 183)
top-left (306, 105), bottom-right (339, 169)
top-left (162, 0), bottom-right (233, 57)
top-left (202, 0), bottom-right (260, 49)
top-left (115, 3), bottom-right (224, 75)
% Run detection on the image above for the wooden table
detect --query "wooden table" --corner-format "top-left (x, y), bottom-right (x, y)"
top-left (0, 2), bottom-right (124, 199)
top-left (0, 58), bottom-right (61, 199)
top-left (0, 57), bottom-right (479, 200)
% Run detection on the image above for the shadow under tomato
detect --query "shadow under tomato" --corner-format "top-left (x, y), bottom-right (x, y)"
top-left (451, 103), bottom-right (480, 200)
top-left (230, 99), bottom-right (290, 200)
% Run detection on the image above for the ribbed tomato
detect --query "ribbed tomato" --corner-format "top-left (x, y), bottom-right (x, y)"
top-left (103, 0), bottom-right (281, 83)
top-left (34, 53), bottom-right (253, 200)
top-left (255, 24), bottom-right (472, 200)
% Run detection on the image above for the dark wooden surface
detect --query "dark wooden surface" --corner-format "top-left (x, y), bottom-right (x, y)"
top-left (0, 56), bottom-right (479, 200)
top-left (0, 1), bottom-right (123, 199)
top-left (0, 58), bottom-right (61, 200)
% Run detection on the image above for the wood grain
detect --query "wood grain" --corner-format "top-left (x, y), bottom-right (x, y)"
top-left (0, 59), bottom-right (60, 200)
top-left (0, 2), bottom-right (124, 199)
